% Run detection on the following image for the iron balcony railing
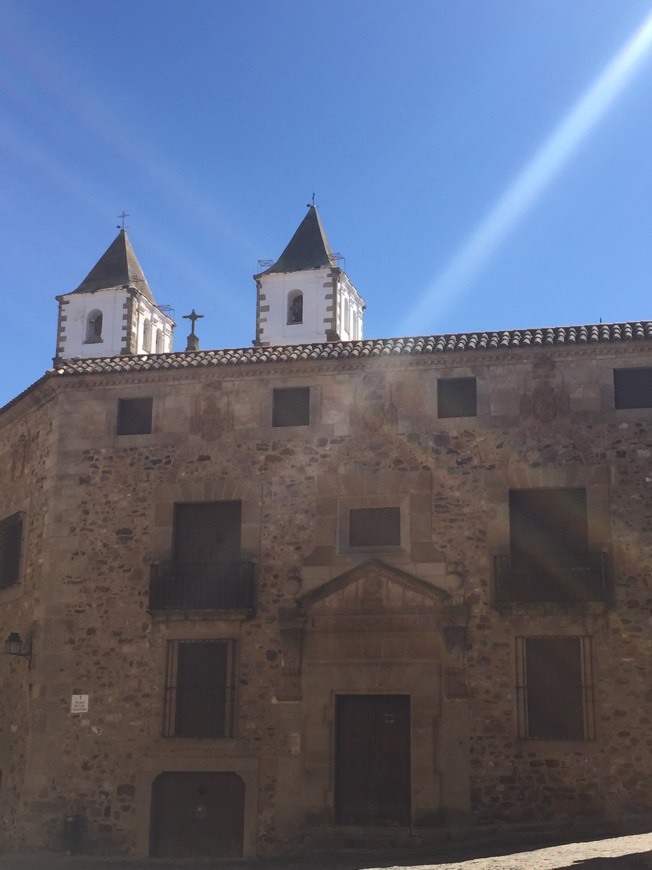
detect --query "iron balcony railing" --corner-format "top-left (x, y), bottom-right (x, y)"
top-left (149, 559), bottom-right (256, 611)
top-left (494, 550), bottom-right (612, 605)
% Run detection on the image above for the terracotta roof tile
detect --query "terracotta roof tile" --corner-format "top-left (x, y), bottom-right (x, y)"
top-left (48, 320), bottom-right (652, 380)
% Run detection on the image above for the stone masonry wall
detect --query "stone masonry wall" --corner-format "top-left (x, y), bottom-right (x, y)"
top-left (1, 342), bottom-right (651, 854)
top-left (0, 392), bottom-right (60, 850)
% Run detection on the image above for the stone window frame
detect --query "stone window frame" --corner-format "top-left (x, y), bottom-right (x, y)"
top-left (271, 386), bottom-right (311, 428)
top-left (84, 309), bottom-right (103, 344)
top-left (497, 487), bottom-right (605, 605)
top-left (287, 290), bottom-right (304, 325)
top-left (337, 495), bottom-right (409, 555)
top-left (162, 638), bottom-right (238, 739)
top-left (613, 366), bottom-right (652, 410)
top-left (437, 376), bottom-right (477, 419)
top-left (151, 480), bottom-right (261, 572)
top-left (116, 396), bottom-right (154, 436)
top-left (488, 466), bottom-right (611, 609)
top-left (515, 634), bottom-right (595, 741)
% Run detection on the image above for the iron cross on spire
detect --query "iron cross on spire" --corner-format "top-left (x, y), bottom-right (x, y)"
top-left (183, 309), bottom-right (204, 352)
top-left (307, 193), bottom-right (316, 208)
top-left (117, 211), bottom-right (130, 230)
top-left (183, 309), bottom-right (204, 337)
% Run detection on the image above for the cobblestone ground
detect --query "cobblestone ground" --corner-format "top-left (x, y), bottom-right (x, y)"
top-left (0, 833), bottom-right (651, 870)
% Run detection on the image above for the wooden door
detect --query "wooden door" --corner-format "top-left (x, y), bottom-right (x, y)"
top-left (150, 771), bottom-right (244, 858)
top-left (335, 694), bottom-right (411, 825)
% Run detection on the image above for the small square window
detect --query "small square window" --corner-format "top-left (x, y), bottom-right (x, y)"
top-left (437, 377), bottom-right (477, 418)
top-left (272, 387), bottom-right (310, 427)
top-left (117, 397), bottom-right (153, 435)
top-left (348, 506), bottom-right (401, 548)
top-left (516, 636), bottom-right (594, 740)
top-left (613, 368), bottom-right (652, 409)
top-left (0, 512), bottom-right (23, 589)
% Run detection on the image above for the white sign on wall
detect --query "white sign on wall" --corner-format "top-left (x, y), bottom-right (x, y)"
top-left (70, 694), bottom-right (89, 714)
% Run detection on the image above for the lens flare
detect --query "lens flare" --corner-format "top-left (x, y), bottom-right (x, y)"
top-left (401, 11), bottom-right (652, 336)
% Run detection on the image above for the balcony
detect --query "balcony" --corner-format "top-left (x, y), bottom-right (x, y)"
top-left (494, 551), bottom-right (612, 605)
top-left (149, 560), bottom-right (256, 612)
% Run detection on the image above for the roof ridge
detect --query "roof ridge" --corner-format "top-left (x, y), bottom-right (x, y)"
top-left (260, 206), bottom-right (337, 274)
top-left (67, 229), bottom-right (155, 302)
top-left (49, 320), bottom-right (652, 377)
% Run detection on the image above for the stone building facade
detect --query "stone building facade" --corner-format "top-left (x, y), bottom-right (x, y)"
top-left (0, 209), bottom-right (651, 858)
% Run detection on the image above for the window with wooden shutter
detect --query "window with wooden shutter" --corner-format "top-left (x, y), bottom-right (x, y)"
top-left (437, 377), bottom-right (477, 418)
top-left (349, 507), bottom-right (401, 548)
top-left (117, 397), bottom-right (153, 435)
top-left (163, 640), bottom-right (237, 738)
top-left (516, 636), bottom-right (594, 740)
top-left (614, 368), bottom-right (652, 409)
top-left (0, 513), bottom-right (23, 589)
top-left (272, 387), bottom-right (310, 427)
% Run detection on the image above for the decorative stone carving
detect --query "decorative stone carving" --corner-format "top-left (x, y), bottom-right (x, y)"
top-left (352, 372), bottom-right (397, 432)
top-left (190, 386), bottom-right (233, 441)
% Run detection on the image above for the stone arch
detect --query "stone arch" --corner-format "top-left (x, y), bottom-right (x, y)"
top-left (287, 289), bottom-right (303, 324)
top-left (85, 309), bottom-right (103, 343)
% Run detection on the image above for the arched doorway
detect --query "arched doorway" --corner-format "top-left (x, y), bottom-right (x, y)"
top-left (150, 771), bottom-right (244, 858)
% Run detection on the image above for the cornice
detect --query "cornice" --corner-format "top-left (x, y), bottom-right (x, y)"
top-left (48, 337), bottom-right (652, 388)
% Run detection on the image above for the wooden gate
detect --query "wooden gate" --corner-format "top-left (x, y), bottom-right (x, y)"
top-left (150, 771), bottom-right (244, 858)
top-left (335, 694), bottom-right (411, 825)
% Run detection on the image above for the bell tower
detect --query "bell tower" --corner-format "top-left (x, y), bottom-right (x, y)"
top-left (54, 229), bottom-right (175, 363)
top-left (253, 206), bottom-right (365, 347)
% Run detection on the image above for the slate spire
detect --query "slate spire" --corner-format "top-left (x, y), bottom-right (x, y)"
top-left (71, 229), bottom-right (154, 302)
top-left (262, 206), bottom-right (335, 274)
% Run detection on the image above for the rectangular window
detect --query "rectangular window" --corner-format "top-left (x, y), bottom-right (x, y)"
top-left (516, 636), bottom-right (594, 740)
top-left (499, 488), bottom-right (601, 603)
top-left (349, 506), bottom-right (401, 548)
top-left (150, 501), bottom-right (254, 611)
top-left (117, 397), bottom-right (153, 435)
top-left (0, 512), bottom-right (23, 589)
top-left (614, 368), bottom-right (652, 409)
top-left (272, 387), bottom-right (310, 427)
top-left (164, 640), bottom-right (236, 738)
top-left (437, 377), bottom-right (477, 418)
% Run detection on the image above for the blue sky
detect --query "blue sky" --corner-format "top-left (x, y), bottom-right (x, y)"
top-left (2, 0), bottom-right (652, 407)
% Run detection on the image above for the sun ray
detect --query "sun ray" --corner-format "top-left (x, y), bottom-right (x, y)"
top-left (400, 11), bottom-right (652, 336)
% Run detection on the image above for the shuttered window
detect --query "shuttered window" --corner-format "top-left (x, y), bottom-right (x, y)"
top-left (437, 377), bottom-right (477, 418)
top-left (163, 640), bottom-right (237, 738)
top-left (516, 636), bottom-right (594, 740)
top-left (507, 488), bottom-right (590, 602)
top-left (272, 387), bottom-right (310, 427)
top-left (0, 513), bottom-right (23, 589)
top-left (614, 368), bottom-right (652, 409)
top-left (348, 507), bottom-right (401, 548)
top-left (117, 397), bottom-right (153, 435)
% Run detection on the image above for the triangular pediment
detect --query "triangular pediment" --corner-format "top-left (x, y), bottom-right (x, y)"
top-left (298, 560), bottom-right (449, 613)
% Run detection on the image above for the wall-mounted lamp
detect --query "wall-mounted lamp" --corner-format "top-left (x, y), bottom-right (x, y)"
top-left (5, 632), bottom-right (31, 667)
